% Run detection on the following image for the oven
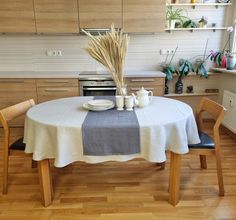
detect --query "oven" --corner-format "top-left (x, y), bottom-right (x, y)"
top-left (79, 72), bottom-right (116, 96)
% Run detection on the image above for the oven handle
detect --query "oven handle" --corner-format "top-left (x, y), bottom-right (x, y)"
top-left (83, 88), bottom-right (117, 91)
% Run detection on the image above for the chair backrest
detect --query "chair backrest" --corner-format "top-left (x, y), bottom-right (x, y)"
top-left (0, 99), bottom-right (35, 130)
top-left (196, 97), bottom-right (226, 148)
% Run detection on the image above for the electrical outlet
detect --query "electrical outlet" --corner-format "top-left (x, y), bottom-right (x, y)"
top-left (46, 50), bottom-right (53, 56)
top-left (160, 49), bottom-right (167, 55)
top-left (46, 50), bottom-right (63, 57)
top-left (57, 50), bottom-right (62, 56)
top-left (160, 49), bottom-right (176, 55)
top-left (170, 49), bottom-right (176, 55)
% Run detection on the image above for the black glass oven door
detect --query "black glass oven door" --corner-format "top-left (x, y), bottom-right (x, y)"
top-left (83, 87), bottom-right (116, 96)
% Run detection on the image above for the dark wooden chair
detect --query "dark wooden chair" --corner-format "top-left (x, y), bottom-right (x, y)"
top-left (0, 99), bottom-right (36, 194)
top-left (188, 97), bottom-right (226, 196)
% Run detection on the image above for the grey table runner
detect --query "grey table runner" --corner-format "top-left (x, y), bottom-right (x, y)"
top-left (82, 96), bottom-right (140, 156)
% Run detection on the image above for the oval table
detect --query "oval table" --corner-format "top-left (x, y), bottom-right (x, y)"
top-left (24, 96), bottom-right (200, 207)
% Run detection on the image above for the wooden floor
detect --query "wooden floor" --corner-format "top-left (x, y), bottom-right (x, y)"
top-left (0, 126), bottom-right (236, 220)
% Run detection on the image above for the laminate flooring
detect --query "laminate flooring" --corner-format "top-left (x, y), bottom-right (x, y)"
top-left (0, 125), bottom-right (236, 220)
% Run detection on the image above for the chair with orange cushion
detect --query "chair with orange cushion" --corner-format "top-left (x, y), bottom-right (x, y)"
top-left (188, 97), bottom-right (226, 196)
top-left (0, 99), bottom-right (36, 194)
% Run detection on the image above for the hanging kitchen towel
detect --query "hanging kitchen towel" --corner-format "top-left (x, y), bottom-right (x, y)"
top-left (82, 96), bottom-right (140, 156)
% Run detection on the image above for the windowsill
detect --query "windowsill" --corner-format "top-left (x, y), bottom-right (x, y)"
top-left (211, 68), bottom-right (236, 75)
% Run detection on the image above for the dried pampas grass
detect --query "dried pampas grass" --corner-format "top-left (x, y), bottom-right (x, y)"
top-left (82, 24), bottom-right (130, 96)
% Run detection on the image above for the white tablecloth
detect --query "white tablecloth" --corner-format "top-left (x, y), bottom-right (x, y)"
top-left (24, 96), bottom-right (200, 167)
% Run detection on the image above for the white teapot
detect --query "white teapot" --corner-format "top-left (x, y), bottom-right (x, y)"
top-left (132, 87), bottom-right (153, 108)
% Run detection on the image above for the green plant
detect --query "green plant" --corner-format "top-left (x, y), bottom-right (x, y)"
top-left (195, 60), bottom-right (208, 78)
top-left (162, 46), bottom-right (178, 94)
top-left (178, 59), bottom-right (194, 79)
top-left (183, 19), bottom-right (197, 28)
top-left (195, 39), bottom-right (209, 78)
top-left (166, 7), bottom-right (187, 28)
top-left (163, 64), bottom-right (176, 81)
top-left (210, 51), bottom-right (226, 67)
top-left (198, 16), bottom-right (208, 25)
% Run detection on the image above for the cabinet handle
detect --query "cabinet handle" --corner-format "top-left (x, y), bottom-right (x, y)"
top-left (130, 88), bottom-right (154, 91)
top-left (44, 80), bottom-right (69, 83)
top-left (0, 80), bottom-right (24, 83)
top-left (44, 88), bottom-right (70, 92)
top-left (83, 88), bottom-right (117, 91)
top-left (130, 79), bottom-right (155, 82)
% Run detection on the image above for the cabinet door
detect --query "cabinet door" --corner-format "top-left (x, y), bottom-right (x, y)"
top-left (0, 0), bottom-right (36, 33)
top-left (34, 0), bottom-right (79, 33)
top-left (36, 78), bottom-right (79, 103)
top-left (79, 0), bottom-right (122, 28)
top-left (123, 0), bottom-right (165, 33)
top-left (0, 79), bottom-right (37, 126)
top-left (126, 77), bottom-right (164, 96)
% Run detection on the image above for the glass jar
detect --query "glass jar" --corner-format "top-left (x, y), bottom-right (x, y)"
top-left (226, 54), bottom-right (236, 70)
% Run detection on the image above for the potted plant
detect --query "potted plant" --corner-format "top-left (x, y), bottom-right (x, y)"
top-left (195, 39), bottom-right (210, 78)
top-left (183, 19), bottom-right (197, 28)
top-left (166, 7), bottom-right (187, 29)
top-left (162, 46), bottom-right (178, 94)
top-left (210, 24), bottom-right (235, 68)
top-left (175, 59), bottom-right (194, 94)
top-left (198, 16), bottom-right (208, 28)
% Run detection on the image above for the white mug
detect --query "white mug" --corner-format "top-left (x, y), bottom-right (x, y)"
top-left (125, 96), bottom-right (134, 111)
top-left (116, 96), bottom-right (124, 111)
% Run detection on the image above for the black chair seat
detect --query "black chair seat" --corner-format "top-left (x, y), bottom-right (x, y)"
top-left (188, 131), bottom-right (215, 149)
top-left (9, 137), bottom-right (25, 151)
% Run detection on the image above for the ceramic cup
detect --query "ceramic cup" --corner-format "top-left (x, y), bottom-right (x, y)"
top-left (116, 96), bottom-right (124, 111)
top-left (125, 96), bottom-right (134, 111)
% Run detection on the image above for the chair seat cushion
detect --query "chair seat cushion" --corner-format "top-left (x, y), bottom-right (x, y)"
top-left (188, 131), bottom-right (215, 149)
top-left (9, 137), bottom-right (25, 151)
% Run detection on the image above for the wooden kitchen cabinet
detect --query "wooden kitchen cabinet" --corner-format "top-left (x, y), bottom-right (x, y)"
top-left (0, 0), bottom-right (36, 33)
top-left (79, 0), bottom-right (122, 29)
top-left (0, 79), bottom-right (37, 126)
top-left (123, 0), bottom-right (165, 33)
top-left (34, 0), bottom-right (79, 33)
top-left (126, 77), bottom-right (164, 96)
top-left (36, 78), bottom-right (79, 103)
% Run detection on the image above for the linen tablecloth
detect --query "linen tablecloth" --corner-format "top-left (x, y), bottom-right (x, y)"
top-left (24, 96), bottom-right (200, 167)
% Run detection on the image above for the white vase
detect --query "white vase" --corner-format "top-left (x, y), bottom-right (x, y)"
top-left (116, 86), bottom-right (127, 96)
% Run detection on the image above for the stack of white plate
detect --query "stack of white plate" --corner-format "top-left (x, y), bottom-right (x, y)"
top-left (83, 99), bottom-right (114, 111)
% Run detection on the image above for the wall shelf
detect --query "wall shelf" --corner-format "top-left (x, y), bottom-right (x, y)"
top-left (164, 92), bottom-right (219, 97)
top-left (170, 72), bottom-right (220, 77)
top-left (165, 27), bottom-right (228, 32)
top-left (166, 2), bottom-right (232, 9)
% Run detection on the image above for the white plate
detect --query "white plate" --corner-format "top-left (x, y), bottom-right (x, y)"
top-left (87, 99), bottom-right (114, 108)
top-left (83, 103), bottom-right (114, 111)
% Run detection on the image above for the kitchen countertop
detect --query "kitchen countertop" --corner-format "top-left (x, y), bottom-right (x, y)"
top-left (0, 70), bottom-right (165, 78)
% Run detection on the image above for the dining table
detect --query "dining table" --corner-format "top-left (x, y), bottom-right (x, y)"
top-left (24, 96), bottom-right (200, 207)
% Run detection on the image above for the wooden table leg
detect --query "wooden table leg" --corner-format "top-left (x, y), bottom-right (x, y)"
top-left (38, 159), bottom-right (53, 207)
top-left (169, 152), bottom-right (181, 206)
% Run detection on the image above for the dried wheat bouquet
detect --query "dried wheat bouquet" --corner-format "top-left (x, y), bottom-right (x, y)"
top-left (82, 24), bottom-right (130, 95)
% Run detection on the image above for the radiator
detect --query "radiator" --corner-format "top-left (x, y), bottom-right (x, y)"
top-left (222, 90), bottom-right (236, 134)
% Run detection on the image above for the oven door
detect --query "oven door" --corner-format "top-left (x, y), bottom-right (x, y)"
top-left (82, 87), bottom-right (117, 96)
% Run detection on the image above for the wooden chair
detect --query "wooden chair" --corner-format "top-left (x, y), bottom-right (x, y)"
top-left (188, 97), bottom-right (226, 196)
top-left (0, 99), bottom-right (36, 194)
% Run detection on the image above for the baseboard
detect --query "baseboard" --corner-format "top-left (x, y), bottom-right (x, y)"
top-left (221, 125), bottom-right (236, 141)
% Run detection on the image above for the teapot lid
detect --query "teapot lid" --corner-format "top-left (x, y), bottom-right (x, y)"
top-left (137, 87), bottom-right (149, 95)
